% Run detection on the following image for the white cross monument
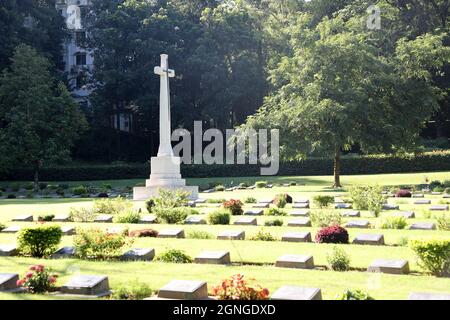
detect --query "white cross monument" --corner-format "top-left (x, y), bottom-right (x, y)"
top-left (133, 54), bottom-right (199, 200)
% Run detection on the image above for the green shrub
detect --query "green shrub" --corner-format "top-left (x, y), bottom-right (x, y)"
top-left (74, 228), bottom-right (132, 260)
top-left (336, 289), bottom-right (374, 300)
top-left (239, 182), bottom-right (249, 188)
top-left (156, 249), bottom-right (192, 263)
top-left (18, 225), bottom-right (62, 258)
top-left (265, 208), bottom-right (287, 216)
top-left (310, 210), bottom-right (342, 227)
top-left (208, 210), bottom-right (231, 225)
top-left (349, 185), bottom-right (385, 216)
top-left (145, 198), bottom-right (155, 213)
top-left (111, 280), bottom-right (153, 300)
top-left (187, 230), bottom-right (214, 239)
top-left (436, 214), bottom-right (450, 231)
top-left (429, 180), bottom-right (443, 190)
top-left (410, 239), bottom-right (450, 276)
top-left (433, 186), bottom-right (445, 192)
top-left (326, 246), bottom-right (351, 271)
top-left (313, 195), bottom-right (335, 208)
top-left (223, 199), bottom-right (244, 215)
top-left (250, 229), bottom-right (276, 241)
top-left (17, 265), bottom-right (58, 294)
top-left (397, 236), bottom-right (409, 247)
top-left (243, 197), bottom-right (257, 204)
top-left (206, 198), bottom-right (226, 204)
top-left (255, 181), bottom-right (267, 188)
top-left (69, 207), bottom-right (96, 222)
top-left (215, 185), bottom-right (225, 191)
top-left (10, 183), bottom-right (21, 192)
top-left (56, 188), bottom-right (65, 196)
top-left (151, 188), bottom-right (190, 209)
top-left (24, 182), bottom-right (34, 191)
top-left (264, 219), bottom-right (284, 227)
top-left (38, 182), bottom-right (48, 190)
top-left (72, 185), bottom-right (87, 195)
top-left (156, 207), bottom-right (190, 224)
top-left (7, 194), bottom-right (16, 199)
top-left (93, 197), bottom-right (133, 216)
top-left (113, 210), bottom-right (142, 224)
top-left (37, 214), bottom-right (55, 222)
top-left (274, 194), bottom-right (287, 208)
top-left (422, 210), bottom-right (432, 219)
top-left (445, 187), bottom-right (450, 194)
top-left (379, 216), bottom-right (407, 229)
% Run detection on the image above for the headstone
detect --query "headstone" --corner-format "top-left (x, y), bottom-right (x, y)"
top-left (281, 232), bottom-right (312, 243)
top-left (443, 194), bottom-right (450, 198)
top-left (60, 275), bottom-right (111, 297)
top-left (203, 189), bottom-right (214, 193)
top-left (409, 222), bottom-right (436, 230)
top-left (282, 183), bottom-right (291, 187)
top-left (187, 201), bottom-right (196, 207)
top-left (341, 210), bottom-right (361, 217)
top-left (393, 211), bottom-right (415, 219)
top-left (94, 214), bottom-right (113, 223)
top-left (382, 204), bottom-right (399, 210)
top-left (345, 220), bottom-right (370, 229)
top-left (430, 205), bottom-right (449, 211)
top-left (12, 214), bottom-right (33, 222)
top-left (234, 217), bottom-right (257, 226)
top-left (253, 203), bottom-right (270, 208)
top-left (414, 199), bottom-right (431, 205)
top-left (0, 274), bottom-right (19, 292)
top-left (52, 246), bottom-right (76, 259)
top-left (244, 209), bottom-right (264, 216)
top-left (194, 251), bottom-right (231, 265)
top-left (247, 186), bottom-right (255, 190)
top-left (431, 192), bottom-right (442, 195)
top-left (275, 255), bottom-right (314, 269)
top-left (157, 229), bottom-right (185, 239)
top-left (353, 234), bottom-right (385, 245)
top-left (194, 198), bottom-right (207, 204)
top-left (293, 203), bottom-right (310, 209)
top-left (158, 280), bottom-right (208, 300)
top-left (217, 230), bottom-right (245, 240)
top-left (294, 199), bottom-right (309, 204)
top-left (334, 198), bottom-right (345, 204)
top-left (290, 210), bottom-right (310, 217)
top-left (271, 286), bottom-right (322, 300)
top-left (367, 259), bottom-right (410, 274)
top-left (61, 226), bottom-right (76, 236)
top-left (139, 215), bottom-right (157, 224)
top-left (412, 194), bottom-right (424, 198)
top-left (0, 245), bottom-right (18, 256)
top-left (335, 203), bottom-right (352, 209)
top-left (121, 248), bottom-right (155, 261)
top-left (1, 226), bottom-right (22, 234)
top-left (53, 214), bottom-right (71, 222)
top-left (266, 184), bottom-right (273, 188)
top-left (185, 216), bottom-right (206, 225)
top-left (287, 218), bottom-right (311, 227)
top-left (408, 292), bottom-right (450, 300)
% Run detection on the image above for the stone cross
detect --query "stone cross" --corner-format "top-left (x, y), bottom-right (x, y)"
top-left (154, 54), bottom-right (175, 157)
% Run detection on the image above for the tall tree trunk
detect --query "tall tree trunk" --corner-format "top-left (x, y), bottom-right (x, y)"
top-left (33, 160), bottom-right (40, 190)
top-left (333, 146), bottom-right (342, 188)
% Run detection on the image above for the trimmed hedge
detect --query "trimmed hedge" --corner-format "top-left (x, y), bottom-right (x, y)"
top-left (2, 151), bottom-right (450, 181)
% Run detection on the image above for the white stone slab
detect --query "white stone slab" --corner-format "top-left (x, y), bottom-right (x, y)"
top-left (294, 199), bottom-right (310, 204)
top-left (290, 210), bottom-right (310, 217)
top-left (414, 199), bottom-right (431, 205)
top-left (382, 204), bottom-right (399, 210)
top-left (412, 194), bottom-right (424, 198)
top-left (52, 246), bottom-right (76, 259)
top-left (287, 218), bottom-right (311, 227)
top-left (194, 251), bottom-right (230, 265)
top-left (0, 273), bottom-right (19, 292)
top-left (1, 226), bottom-right (22, 234)
top-left (157, 229), bottom-right (185, 239)
top-left (345, 220), bottom-right (370, 228)
top-left (217, 230), bottom-right (245, 240)
top-left (53, 214), bottom-right (71, 222)
top-left (61, 226), bottom-right (76, 236)
top-left (393, 211), bottom-right (415, 219)
top-left (430, 205), bottom-right (449, 211)
top-left (185, 216), bottom-right (206, 225)
top-left (158, 280), bottom-right (208, 300)
top-left (0, 245), bottom-right (18, 256)
top-left (244, 209), bottom-right (264, 216)
top-left (409, 222), bottom-right (436, 230)
top-left (353, 234), bottom-right (385, 245)
top-left (194, 199), bottom-right (207, 204)
top-left (281, 232), bottom-right (312, 243)
top-left (61, 275), bottom-right (111, 296)
top-left (234, 217), bottom-right (257, 226)
top-left (94, 214), bottom-right (113, 223)
top-left (275, 255), bottom-right (314, 269)
top-left (408, 292), bottom-right (450, 300)
top-left (253, 203), bottom-right (269, 208)
top-left (293, 203), bottom-right (310, 209)
top-left (12, 214), bottom-right (33, 222)
top-left (271, 286), bottom-right (322, 300)
top-left (335, 203), bottom-right (352, 209)
top-left (139, 215), bottom-right (157, 224)
top-left (121, 248), bottom-right (155, 261)
top-left (368, 259), bottom-right (409, 274)
top-left (341, 210), bottom-right (361, 217)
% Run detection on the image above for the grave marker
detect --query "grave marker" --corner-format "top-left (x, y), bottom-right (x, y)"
top-left (61, 226), bottom-right (76, 236)
top-left (414, 199), bottom-right (431, 205)
top-left (353, 234), bottom-right (385, 246)
top-left (335, 203), bottom-right (352, 209)
top-left (430, 205), bottom-right (449, 211)
top-left (157, 229), bottom-right (185, 239)
top-left (158, 280), bottom-right (208, 300)
top-left (52, 246), bottom-right (76, 259)
top-left (408, 292), bottom-right (450, 300)
top-left (121, 248), bottom-right (155, 261)
top-left (12, 214), bottom-right (33, 222)
top-left (0, 274), bottom-right (19, 292)
top-left (393, 211), bottom-right (415, 219)
top-left (275, 255), bottom-right (314, 269)
top-left (368, 259), bottom-right (409, 274)
top-left (345, 220), bottom-right (371, 229)
top-left (53, 214), bottom-right (71, 222)
top-left (139, 215), bottom-right (157, 224)
top-left (271, 286), bottom-right (322, 300)
top-left (194, 251), bottom-right (231, 265)
top-left (281, 232), bottom-right (312, 243)
top-left (217, 230), bottom-right (245, 240)
top-left (290, 210), bottom-right (310, 217)
top-left (341, 211), bottom-right (361, 217)
top-left (293, 203), bottom-right (310, 209)
top-left (287, 218), bottom-right (311, 227)
top-left (244, 209), bottom-right (264, 216)
top-left (1, 226), bottom-right (22, 234)
top-left (234, 217), bottom-right (257, 226)
top-left (60, 275), bottom-right (111, 296)
top-left (0, 245), bottom-right (18, 257)
top-left (409, 222), bottom-right (436, 230)
top-left (185, 216), bottom-right (206, 225)
top-left (253, 203), bottom-right (269, 209)
top-left (382, 204), bottom-right (400, 210)
top-left (94, 215), bottom-right (113, 223)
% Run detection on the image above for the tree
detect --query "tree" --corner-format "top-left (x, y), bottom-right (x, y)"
top-left (0, 45), bottom-right (88, 186)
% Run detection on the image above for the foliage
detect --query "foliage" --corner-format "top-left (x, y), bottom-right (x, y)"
top-left (309, 210), bottom-right (342, 227)
top-left (208, 210), bottom-right (231, 225)
top-left (264, 219), bottom-right (284, 227)
top-left (436, 214), bottom-right (450, 231)
top-left (16, 265), bottom-right (58, 294)
top-left (187, 230), bottom-right (214, 240)
top-left (336, 289), bottom-right (374, 300)
top-left (111, 280), bottom-right (153, 300)
top-left (379, 216), bottom-right (408, 230)
top-left (74, 228), bottom-right (132, 260)
top-left (255, 181), bottom-right (268, 188)
top-left (223, 199), bottom-right (244, 215)
top-left (69, 207), bottom-right (96, 223)
top-left (0, 223), bottom-right (5, 231)
top-left (72, 185), bottom-right (88, 196)
top-left (145, 198), bottom-right (155, 213)
top-left (206, 198), bottom-right (226, 204)
top-left (113, 210), bottom-right (142, 224)
top-left (315, 225), bottom-right (349, 244)
top-left (326, 246), bottom-right (351, 271)
top-left (349, 185), bottom-right (385, 217)
top-left (17, 225), bottom-right (62, 258)
top-left (274, 193), bottom-right (291, 208)
top-left (250, 229), bottom-right (276, 241)
top-left (212, 274), bottom-right (269, 300)
top-left (313, 195), bottom-right (335, 208)
top-left (215, 185), bottom-right (225, 191)
top-left (243, 197), bottom-right (257, 204)
top-left (128, 229), bottom-right (158, 238)
top-left (409, 239), bottom-right (450, 276)
top-left (37, 214), bottom-right (54, 222)
top-left (156, 249), bottom-right (192, 264)
top-left (265, 208), bottom-right (287, 216)
top-left (156, 207), bottom-right (190, 224)
top-left (93, 197), bottom-right (133, 216)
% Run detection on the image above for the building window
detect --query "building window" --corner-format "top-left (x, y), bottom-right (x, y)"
top-left (76, 53), bottom-right (87, 66)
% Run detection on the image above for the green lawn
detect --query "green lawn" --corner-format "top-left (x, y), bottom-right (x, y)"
top-left (0, 171), bottom-right (449, 300)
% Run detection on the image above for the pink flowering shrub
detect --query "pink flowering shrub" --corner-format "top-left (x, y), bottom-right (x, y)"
top-left (212, 274), bottom-right (269, 300)
top-left (17, 265), bottom-right (58, 293)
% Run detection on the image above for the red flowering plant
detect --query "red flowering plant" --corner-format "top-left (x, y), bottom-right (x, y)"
top-left (315, 225), bottom-right (349, 244)
top-left (223, 199), bottom-right (244, 216)
top-left (396, 189), bottom-right (412, 198)
top-left (16, 264), bottom-right (58, 294)
top-left (212, 274), bottom-right (269, 300)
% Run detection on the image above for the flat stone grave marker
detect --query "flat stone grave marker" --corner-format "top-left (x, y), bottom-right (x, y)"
top-left (139, 215), bottom-right (157, 224)
top-left (53, 214), bottom-right (71, 222)
top-left (408, 292), bottom-right (450, 300)
top-left (345, 220), bottom-right (370, 229)
top-left (253, 203), bottom-right (270, 208)
top-left (203, 189), bottom-right (214, 193)
top-left (287, 218), bottom-right (311, 227)
top-left (157, 229), bottom-right (185, 239)
top-left (1, 226), bottom-right (22, 234)
top-left (244, 209), bottom-right (264, 216)
top-left (52, 246), bottom-right (76, 259)
top-left (0, 274), bottom-right (19, 292)
top-left (430, 205), bottom-right (449, 211)
top-left (353, 234), bottom-right (385, 245)
top-left (194, 199), bottom-right (207, 204)
top-left (334, 198), bottom-right (345, 204)
top-left (158, 280), bottom-right (208, 300)
top-left (382, 204), bottom-right (399, 210)
top-left (247, 186), bottom-right (255, 190)
top-left (207, 203), bottom-right (222, 208)
top-left (271, 286), bottom-right (322, 300)
top-left (412, 194), bottom-right (424, 198)
top-left (409, 222), bottom-right (436, 230)
top-left (234, 217), bottom-right (257, 226)
top-left (266, 184), bottom-right (273, 188)
top-left (225, 188), bottom-right (234, 192)
top-left (185, 216), bottom-right (206, 225)
top-left (281, 232), bottom-right (312, 243)
top-left (341, 210), bottom-right (361, 217)
top-left (61, 226), bottom-right (76, 236)
top-left (443, 194), bottom-right (450, 198)
top-left (12, 214), bottom-right (33, 222)
top-left (194, 251), bottom-right (231, 265)
top-left (217, 230), bottom-right (245, 240)
top-left (187, 201), bottom-right (196, 207)
top-left (368, 259), bottom-right (409, 274)
top-left (414, 199), bottom-right (431, 205)
top-left (393, 211), bottom-right (415, 219)
top-left (60, 275), bottom-right (111, 297)
top-left (0, 245), bottom-right (18, 256)
top-left (294, 199), bottom-right (310, 204)
top-left (431, 192), bottom-right (442, 195)
top-left (293, 203), bottom-right (310, 209)
top-left (290, 210), bottom-right (310, 217)
top-left (94, 214), bottom-right (113, 223)
top-left (275, 255), bottom-right (314, 269)
top-left (335, 203), bottom-right (352, 209)
top-left (282, 183), bottom-right (291, 187)
top-left (121, 248), bottom-right (155, 261)
top-left (422, 188), bottom-right (430, 192)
